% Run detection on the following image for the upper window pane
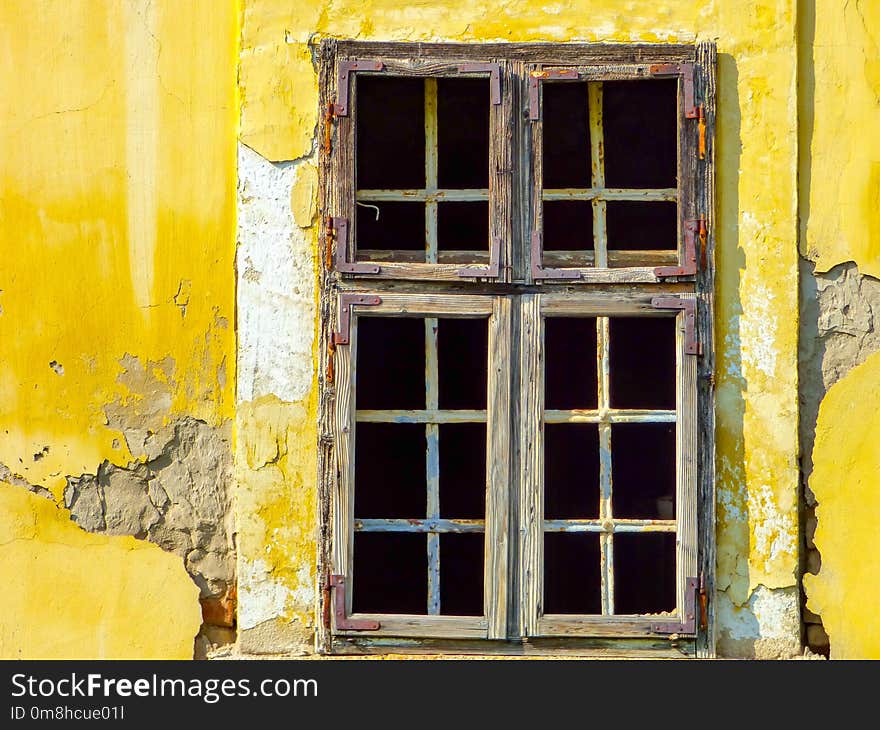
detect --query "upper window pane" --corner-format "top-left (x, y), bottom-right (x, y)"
top-left (437, 78), bottom-right (490, 189)
top-left (542, 81), bottom-right (591, 189)
top-left (603, 79), bottom-right (677, 189)
top-left (356, 76), bottom-right (425, 189)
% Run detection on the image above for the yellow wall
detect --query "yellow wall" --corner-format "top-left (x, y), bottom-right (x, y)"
top-left (238, 0), bottom-right (802, 656)
top-left (0, 0), bottom-right (237, 658)
top-left (801, 0), bottom-right (880, 658)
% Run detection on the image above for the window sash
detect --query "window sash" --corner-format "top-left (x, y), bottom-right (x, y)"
top-left (518, 292), bottom-right (699, 637)
top-left (331, 293), bottom-right (510, 639)
top-left (527, 63), bottom-right (698, 284)
top-left (333, 58), bottom-right (511, 282)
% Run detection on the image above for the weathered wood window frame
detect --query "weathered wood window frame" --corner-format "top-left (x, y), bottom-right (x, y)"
top-left (317, 40), bottom-right (716, 658)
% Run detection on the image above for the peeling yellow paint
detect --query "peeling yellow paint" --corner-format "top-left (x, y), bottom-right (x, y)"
top-left (805, 350), bottom-right (880, 659)
top-left (801, 0), bottom-right (880, 278)
top-left (0, 0), bottom-right (237, 658)
top-left (1, 485), bottom-right (201, 659)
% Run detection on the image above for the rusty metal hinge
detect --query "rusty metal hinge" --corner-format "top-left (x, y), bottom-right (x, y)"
top-left (651, 576), bottom-right (699, 635)
top-left (332, 217), bottom-right (380, 275)
top-left (457, 236), bottom-right (501, 279)
top-left (335, 60), bottom-right (385, 116)
top-left (328, 574), bottom-right (380, 631)
top-left (530, 231), bottom-right (581, 280)
top-left (651, 296), bottom-right (700, 355)
top-left (528, 68), bottom-right (578, 121)
top-left (332, 293), bottom-right (381, 346)
top-left (458, 63), bottom-right (501, 105)
top-left (649, 62), bottom-right (698, 119)
top-left (655, 218), bottom-right (705, 279)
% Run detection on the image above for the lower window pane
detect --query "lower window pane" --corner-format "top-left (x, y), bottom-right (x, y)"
top-left (440, 533), bottom-right (484, 616)
top-left (611, 423), bottom-right (676, 520)
top-left (544, 532), bottom-right (601, 614)
top-left (613, 532), bottom-right (676, 615)
top-left (352, 532), bottom-right (427, 615)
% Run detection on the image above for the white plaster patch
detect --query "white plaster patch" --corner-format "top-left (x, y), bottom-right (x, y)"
top-left (738, 213), bottom-right (780, 380)
top-left (748, 480), bottom-right (797, 564)
top-left (237, 557), bottom-right (297, 631)
top-left (237, 142), bottom-right (316, 404)
top-left (717, 585), bottom-right (800, 644)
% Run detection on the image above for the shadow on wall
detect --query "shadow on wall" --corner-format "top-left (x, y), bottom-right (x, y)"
top-left (712, 51), bottom-right (753, 658)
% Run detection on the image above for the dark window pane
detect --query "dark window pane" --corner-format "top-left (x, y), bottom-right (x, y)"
top-left (609, 316), bottom-right (676, 410)
top-left (543, 81), bottom-right (590, 189)
top-left (356, 316), bottom-right (424, 410)
top-left (544, 533), bottom-right (601, 614)
top-left (606, 201), bottom-right (677, 252)
top-left (438, 78), bottom-right (489, 189)
top-left (543, 201), bottom-right (593, 253)
top-left (544, 424), bottom-right (600, 520)
top-left (356, 76), bottom-right (425, 189)
top-left (353, 533), bottom-right (427, 614)
top-left (613, 533), bottom-right (676, 615)
top-left (437, 201), bottom-right (489, 252)
top-left (603, 79), bottom-right (677, 189)
top-left (612, 423), bottom-right (676, 520)
top-left (440, 533), bottom-right (484, 616)
top-left (356, 201), bottom-right (425, 255)
top-left (438, 317), bottom-right (487, 410)
top-left (439, 423), bottom-right (486, 520)
top-left (355, 423), bottom-right (426, 520)
top-left (545, 316), bottom-right (598, 410)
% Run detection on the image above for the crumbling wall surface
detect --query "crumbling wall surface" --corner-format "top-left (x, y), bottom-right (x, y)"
top-left (239, 0), bottom-right (803, 658)
top-left (0, 1), bottom-right (237, 658)
top-left (799, 0), bottom-right (880, 658)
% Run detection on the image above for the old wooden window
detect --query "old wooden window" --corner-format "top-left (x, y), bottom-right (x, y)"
top-left (318, 41), bottom-right (716, 657)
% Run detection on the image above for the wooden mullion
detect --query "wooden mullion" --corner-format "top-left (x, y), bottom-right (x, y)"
top-left (425, 317), bottom-right (440, 615)
top-left (355, 518), bottom-right (485, 533)
top-left (544, 409), bottom-right (677, 424)
top-left (542, 188), bottom-right (677, 201)
top-left (486, 296), bottom-right (511, 638)
top-left (518, 294), bottom-right (543, 636)
top-left (355, 409), bottom-right (487, 423)
top-left (588, 83), bottom-right (607, 269)
top-left (356, 189), bottom-right (489, 202)
top-left (425, 79), bottom-right (439, 265)
top-left (597, 316), bottom-right (613, 615)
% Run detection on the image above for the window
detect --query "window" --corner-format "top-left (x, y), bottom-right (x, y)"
top-left (318, 41), bottom-right (716, 658)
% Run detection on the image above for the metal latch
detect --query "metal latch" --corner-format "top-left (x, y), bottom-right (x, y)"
top-left (457, 236), bottom-right (501, 279)
top-left (655, 218), bottom-right (705, 279)
top-left (651, 577), bottom-right (699, 635)
top-left (530, 231), bottom-right (581, 280)
top-left (528, 68), bottom-right (579, 121)
top-left (458, 63), bottom-right (501, 105)
top-left (332, 293), bottom-right (382, 346)
top-left (649, 62), bottom-right (698, 119)
top-left (651, 296), bottom-right (700, 355)
top-left (328, 575), bottom-right (380, 631)
top-left (335, 59), bottom-right (385, 116)
top-left (331, 217), bottom-right (380, 275)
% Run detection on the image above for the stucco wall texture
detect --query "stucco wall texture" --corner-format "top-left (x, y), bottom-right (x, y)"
top-left (0, 0), bottom-right (874, 659)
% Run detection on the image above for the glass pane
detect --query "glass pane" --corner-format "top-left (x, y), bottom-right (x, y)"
top-left (355, 422), bottom-right (427, 520)
top-left (545, 316), bottom-right (598, 410)
top-left (603, 79), bottom-right (677, 189)
top-left (437, 201), bottom-right (489, 253)
top-left (439, 423), bottom-right (486, 520)
top-left (611, 423), bottom-right (676, 520)
top-left (438, 317), bottom-right (487, 409)
top-left (544, 533), bottom-right (601, 614)
top-left (353, 533), bottom-right (427, 614)
top-left (542, 201), bottom-right (593, 257)
top-left (356, 316), bottom-right (425, 410)
top-left (609, 316), bottom-right (676, 410)
top-left (439, 533), bottom-right (484, 616)
top-left (356, 201), bottom-right (426, 256)
top-left (544, 424), bottom-right (600, 520)
top-left (606, 201), bottom-right (677, 252)
top-left (613, 533), bottom-right (676, 615)
top-left (356, 76), bottom-right (425, 189)
top-left (542, 81), bottom-right (591, 189)
top-left (438, 78), bottom-right (489, 189)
